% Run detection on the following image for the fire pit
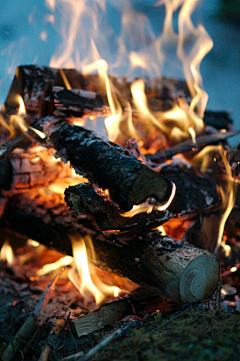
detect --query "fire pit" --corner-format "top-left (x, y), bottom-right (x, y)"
top-left (0, 1), bottom-right (240, 360)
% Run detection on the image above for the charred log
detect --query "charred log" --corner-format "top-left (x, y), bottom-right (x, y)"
top-left (41, 118), bottom-right (173, 212)
top-left (64, 165), bottom-right (219, 232)
top-left (64, 183), bottom-right (172, 232)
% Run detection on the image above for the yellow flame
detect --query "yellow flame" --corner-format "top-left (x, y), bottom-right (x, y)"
top-left (45, 0), bottom-right (212, 150)
top-left (0, 240), bottom-right (14, 265)
top-left (121, 181), bottom-right (176, 218)
top-left (177, 0), bottom-right (213, 117)
top-left (191, 145), bottom-right (238, 252)
top-left (155, 225), bottom-right (167, 236)
top-left (222, 242), bottom-right (231, 257)
top-left (29, 127), bottom-right (46, 139)
top-left (27, 239), bottom-right (40, 248)
top-left (36, 255), bottom-right (73, 276)
top-left (68, 234), bottom-right (123, 304)
top-left (230, 266), bottom-right (237, 273)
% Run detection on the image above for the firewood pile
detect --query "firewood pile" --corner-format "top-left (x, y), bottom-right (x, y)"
top-left (0, 65), bottom-right (239, 361)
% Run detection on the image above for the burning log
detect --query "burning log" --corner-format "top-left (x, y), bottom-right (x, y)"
top-left (0, 190), bottom-right (219, 303)
top-left (149, 130), bottom-right (240, 163)
top-left (64, 163), bottom-right (219, 232)
top-left (40, 117), bottom-right (173, 212)
top-left (3, 65), bottom-right (233, 132)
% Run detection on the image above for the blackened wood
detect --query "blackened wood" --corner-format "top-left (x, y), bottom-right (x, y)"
top-left (52, 87), bottom-right (106, 117)
top-left (64, 165), bottom-right (219, 232)
top-left (159, 164), bottom-right (220, 216)
top-left (0, 159), bottom-right (12, 190)
top-left (203, 110), bottom-right (233, 131)
top-left (148, 130), bottom-right (240, 163)
top-left (41, 118), bottom-right (172, 212)
top-left (224, 145), bottom-right (240, 180)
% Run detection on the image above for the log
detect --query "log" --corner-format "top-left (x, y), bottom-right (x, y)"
top-left (71, 292), bottom-right (167, 337)
top-left (64, 182), bottom-right (172, 232)
top-left (64, 164), bottom-right (219, 231)
top-left (148, 130), bottom-right (240, 163)
top-left (0, 190), bottom-right (219, 303)
top-left (40, 117), bottom-right (173, 212)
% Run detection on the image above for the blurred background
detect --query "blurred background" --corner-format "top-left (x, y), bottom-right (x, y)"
top-left (0, 0), bottom-right (239, 142)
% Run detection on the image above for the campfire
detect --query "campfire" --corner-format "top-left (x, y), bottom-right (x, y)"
top-left (0, 0), bottom-right (240, 360)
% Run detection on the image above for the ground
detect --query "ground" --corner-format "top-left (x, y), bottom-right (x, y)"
top-left (90, 307), bottom-right (240, 361)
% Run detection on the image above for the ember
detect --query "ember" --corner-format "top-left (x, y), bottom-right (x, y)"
top-left (0, 0), bottom-right (240, 360)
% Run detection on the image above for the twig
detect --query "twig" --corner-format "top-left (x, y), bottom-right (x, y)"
top-left (38, 315), bottom-right (67, 361)
top-left (148, 299), bottom-right (203, 335)
top-left (1, 269), bottom-right (64, 361)
top-left (34, 268), bottom-right (64, 318)
top-left (59, 326), bottom-right (130, 361)
top-left (215, 282), bottom-right (222, 309)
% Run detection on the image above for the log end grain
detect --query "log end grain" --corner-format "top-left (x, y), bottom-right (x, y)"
top-left (179, 252), bottom-right (220, 303)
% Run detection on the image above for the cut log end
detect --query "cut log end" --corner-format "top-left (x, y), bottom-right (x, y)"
top-left (179, 252), bottom-right (220, 303)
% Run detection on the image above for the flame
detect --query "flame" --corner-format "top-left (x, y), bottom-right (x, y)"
top-left (121, 181), bottom-right (176, 218)
top-left (43, 0), bottom-right (213, 150)
top-left (191, 145), bottom-right (238, 252)
top-left (36, 255), bottom-right (73, 276)
top-left (68, 234), bottom-right (123, 304)
top-left (0, 240), bottom-right (14, 265)
top-left (27, 239), bottom-right (40, 248)
top-left (177, 0), bottom-right (213, 117)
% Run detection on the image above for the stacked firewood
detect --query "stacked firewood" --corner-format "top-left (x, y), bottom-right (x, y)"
top-left (1, 65), bottom-right (239, 310)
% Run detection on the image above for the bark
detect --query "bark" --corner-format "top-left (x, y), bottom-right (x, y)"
top-left (41, 117), bottom-right (173, 212)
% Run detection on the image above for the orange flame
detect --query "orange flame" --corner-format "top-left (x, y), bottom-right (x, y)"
top-left (191, 145), bottom-right (238, 253)
top-left (45, 0), bottom-right (213, 150)
top-left (68, 234), bottom-right (124, 304)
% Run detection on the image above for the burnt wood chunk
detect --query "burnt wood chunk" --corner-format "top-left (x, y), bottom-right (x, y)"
top-left (42, 118), bottom-right (172, 212)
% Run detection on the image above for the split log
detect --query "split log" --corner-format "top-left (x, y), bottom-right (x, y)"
top-left (0, 190), bottom-right (219, 303)
top-left (40, 117), bottom-right (173, 212)
top-left (71, 293), bottom-right (167, 337)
